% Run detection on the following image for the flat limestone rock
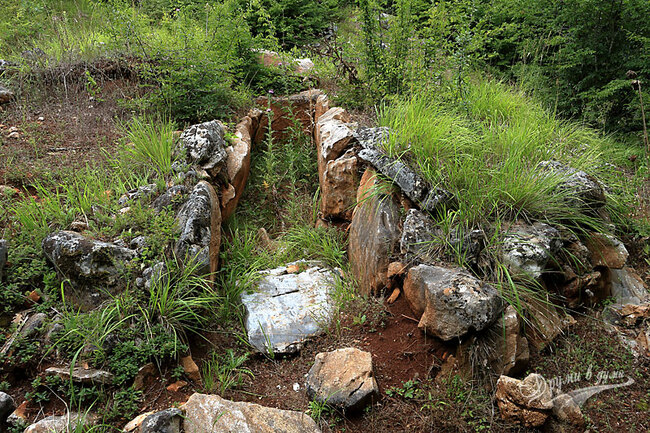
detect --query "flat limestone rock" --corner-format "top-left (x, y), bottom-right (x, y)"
top-left (242, 262), bottom-right (337, 355)
top-left (45, 366), bottom-right (114, 385)
top-left (182, 393), bottom-right (321, 433)
top-left (306, 348), bottom-right (378, 412)
top-left (24, 412), bottom-right (97, 433)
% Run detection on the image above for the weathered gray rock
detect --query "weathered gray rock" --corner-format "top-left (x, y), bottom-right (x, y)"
top-left (175, 181), bottom-right (220, 275)
top-left (140, 261), bottom-right (167, 290)
top-left (151, 185), bottom-right (188, 213)
top-left (354, 126), bottom-right (390, 149)
top-left (349, 168), bottom-right (401, 296)
top-left (585, 233), bottom-right (628, 269)
top-left (180, 120), bottom-right (228, 171)
top-left (0, 84), bottom-right (14, 104)
top-left (241, 261), bottom-right (337, 355)
top-left (0, 392), bottom-right (15, 422)
top-left (0, 239), bottom-right (7, 281)
top-left (358, 147), bottom-right (454, 213)
top-left (611, 267), bottom-right (649, 305)
top-left (45, 366), bottom-right (114, 385)
top-left (495, 374), bottom-right (552, 428)
top-left (24, 412), bottom-right (97, 433)
top-left (182, 393), bottom-right (321, 433)
top-left (306, 348), bottom-right (378, 412)
top-left (42, 231), bottom-right (136, 307)
top-left (538, 160), bottom-right (606, 209)
top-left (403, 265), bottom-right (503, 340)
top-left (501, 222), bottom-right (561, 279)
top-left (19, 313), bottom-right (47, 339)
top-left (141, 408), bottom-right (182, 433)
top-left (118, 184), bottom-right (158, 206)
top-left (400, 209), bottom-right (438, 263)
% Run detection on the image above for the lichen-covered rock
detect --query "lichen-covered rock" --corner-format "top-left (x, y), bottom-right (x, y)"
top-left (180, 120), bottom-right (228, 172)
top-left (400, 209), bottom-right (438, 263)
top-left (585, 233), bottom-right (629, 269)
top-left (42, 231), bottom-right (136, 308)
top-left (182, 393), bottom-right (321, 433)
top-left (538, 161), bottom-right (606, 209)
top-left (151, 185), bottom-right (188, 213)
top-left (358, 147), bottom-right (454, 214)
top-left (501, 222), bottom-right (561, 280)
top-left (174, 181), bottom-right (221, 276)
top-left (354, 126), bottom-right (389, 149)
top-left (24, 412), bottom-right (97, 433)
top-left (349, 168), bottom-right (401, 296)
top-left (118, 184), bottom-right (159, 206)
top-left (141, 408), bottom-right (182, 433)
top-left (495, 374), bottom-right (552, 428)
top-left (306, 348), bottom-right (379, 412)
top-left (45, 366), bottom-right (114, 385)
top-left (241, 261), bottom-right (337, 355)
top-left (403, 264), bottom-right (503, 340)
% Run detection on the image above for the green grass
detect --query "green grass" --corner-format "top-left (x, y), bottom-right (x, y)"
top-left (120, 116), bottom-right (176, 177)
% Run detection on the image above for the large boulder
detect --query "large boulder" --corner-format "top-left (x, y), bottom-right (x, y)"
top-left (241, 261), bottom-right (337, 355)
top-left (179, 120), bottom-right (228, 174)
top-left (182, 393), bottom-right (321, 433)
top-left (495, 374), bottom-right (553, 428)
top-left (358, 147), bottom-right (454, 214)
top-left (537, 160), bottom-right (606, 210)
top-left (175, 181), bottom-right (221, 277)
top-left (349, 168), bottom-right (402, 296)
top-left (354, 126), bottom-right (390, 149)
top-left (42, 231), bottom-right (136, 308)
top-left (500, 222), bottom-right (561, 280)
top-left (403, 264), bottom-right (503, 340)
top-left (306, 348), bottom-right (379, 412)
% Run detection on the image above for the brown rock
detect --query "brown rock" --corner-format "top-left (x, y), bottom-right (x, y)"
top-left (320, 150), bottom-right (359, 220)
top-left (26, 290), bottom-right (41, 304)
top-left (552, 393), bottom-right (585, 426)
top-left (495, 374), bottom-right (552, 427)
top-left (123, 412), bottom-right (154, 432)
top-left (306, 348), bottom-right (379, 412)
top-left (585, 233), bottom-right (628, 269)
top-left (180, 356), bottom-right (201, 382)
top-left (286, 264), bottom-right (300, 274)
top-left (525, 298), bottom-right (574, 350)
top-left (254, 89), bottom-right (323, 143)
top-left (166, 380), bottom-right (188, 392)
top-left (499, 306), bottom-right (530, 376)
top-left (386, 288), bottom-right (400, 304)
top-left (314, 94), bottom-right (330, 122)
top-left (222, 115), bottom-right (255, 220)
top-left (387, 261), bottom-right (407, 279)
top-left (349, 169), bottom-right (401, 296)
top-left (133, 363), bottom-right (156, 391)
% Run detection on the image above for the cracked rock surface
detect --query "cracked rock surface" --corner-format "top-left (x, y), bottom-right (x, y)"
top-left (241, 261), bottom-right (337, 355)
top-left (306, 347), bottom-right (379, 412)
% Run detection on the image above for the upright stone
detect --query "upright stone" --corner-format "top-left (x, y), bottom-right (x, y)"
top-left (349, 168), bottom-right (401, 295)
